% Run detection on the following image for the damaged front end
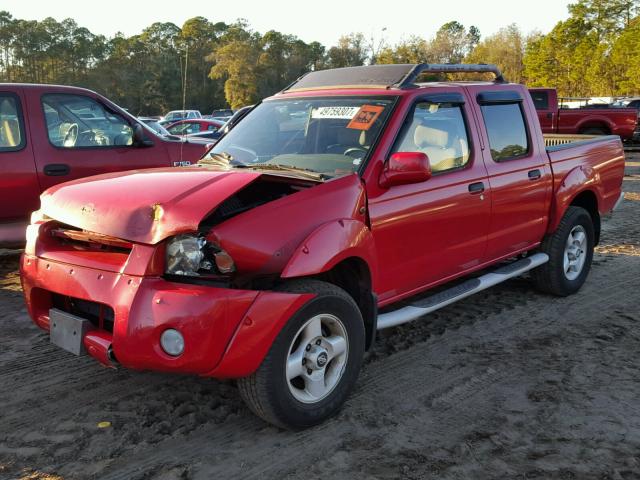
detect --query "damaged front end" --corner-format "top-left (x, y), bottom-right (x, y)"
top-left (22, 166), bottom-right (369, 377)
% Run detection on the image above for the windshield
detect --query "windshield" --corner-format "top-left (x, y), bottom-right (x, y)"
top-left (203, 96), bottom-right (395, 178)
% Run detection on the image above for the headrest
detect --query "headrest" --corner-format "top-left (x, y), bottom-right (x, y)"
top-left (0, 99), bottom-right (14, 117)
top-left (359, 130), bottom-right (367, 147)
top-left (414, 124), bottom-right (448, 148)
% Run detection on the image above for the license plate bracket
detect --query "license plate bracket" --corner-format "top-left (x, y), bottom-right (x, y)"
top-left (49, 308), bottom-right (93, 356)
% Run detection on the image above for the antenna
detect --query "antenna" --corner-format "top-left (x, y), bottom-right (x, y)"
top-left (179, 44), bottom-right (189, 164)
top-left (182, 44), bottom-right (189, 111)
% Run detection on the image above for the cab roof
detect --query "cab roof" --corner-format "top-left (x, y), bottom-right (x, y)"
top-left (279, 63), bottom-right (507, 94)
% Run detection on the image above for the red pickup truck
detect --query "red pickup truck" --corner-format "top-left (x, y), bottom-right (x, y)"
top-left (0, 84), bottom-right (211, 246)
top-left (21, 64), bottom-right (625, 429)
top-left (530, 87), bottom-right (638, 140)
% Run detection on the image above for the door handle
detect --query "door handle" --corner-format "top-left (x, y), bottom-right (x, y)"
top-left (546, 112), bottom-right (553, 119)
top-left (528, 169), bottom-right (542, 180)
top-left (43, 164), bottom-right (71, 176)
top-left (468, 182), bottom-right (485, 194)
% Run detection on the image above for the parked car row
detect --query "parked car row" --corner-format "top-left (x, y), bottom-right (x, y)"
top-left (14, 63), bottom-right (625, 429)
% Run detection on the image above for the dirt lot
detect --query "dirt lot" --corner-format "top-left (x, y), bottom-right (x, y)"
top-left (1, 158), bottom-right (639, 480)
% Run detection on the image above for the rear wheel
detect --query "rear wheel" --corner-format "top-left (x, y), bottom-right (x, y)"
top-left (237, 280), bottom-right (365, 429)
top-left (581, 127), bottom-right (608, 136)
top-left (532, 206), bottom-right (594, 296)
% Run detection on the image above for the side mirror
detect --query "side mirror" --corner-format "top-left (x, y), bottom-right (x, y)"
top-left (379, 152), bottom-right (432, 188)
top-left (133, 123), bottom-right (154, 147)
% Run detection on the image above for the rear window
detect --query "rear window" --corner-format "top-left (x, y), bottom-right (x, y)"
top-left (530, 91), bottom-right (549, 110)
top-left (480, 103), bottom-right (529, 161)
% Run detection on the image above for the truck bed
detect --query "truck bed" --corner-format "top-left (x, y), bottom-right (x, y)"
top-left (543, 134), bottom-right (599, 149)
top-left (545, 134), bottom-right (625, 216)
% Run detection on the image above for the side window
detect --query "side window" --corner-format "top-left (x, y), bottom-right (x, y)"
top-left (530, 92), bottom-right (549, 110)
top-left (167, 123), bottom-right (195, 135)
top-left (42, 94), bottom-right (133, 148)
top-left (0, 94), bottom-right (25, 151)
top-left (480, 103), bottom-right (529, 162)
top-left (392, 101), bottom-right (470, 174)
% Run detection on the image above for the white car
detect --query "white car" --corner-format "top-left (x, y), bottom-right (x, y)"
top-left (162, 110), bottom-right (202, 123)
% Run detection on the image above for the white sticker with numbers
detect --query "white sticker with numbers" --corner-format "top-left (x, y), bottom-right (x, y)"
top-left (311, 106), bottom-right (360, 120)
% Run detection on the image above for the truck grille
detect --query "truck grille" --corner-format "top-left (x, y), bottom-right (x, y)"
top-left (51, 294), bottom-right (115, 333)
top-left (49, 225), bottom-right (132, 254)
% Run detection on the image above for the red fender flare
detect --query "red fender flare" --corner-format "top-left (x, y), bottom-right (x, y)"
top-left (547, 165), bottom-right (604, 234)
top-left (281, 218), bottom-right (378, 287)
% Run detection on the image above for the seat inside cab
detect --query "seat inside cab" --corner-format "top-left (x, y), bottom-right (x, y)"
top-left (0, 98), bottom-right (21, 148)
top-left (395, 104), bottom-right (470, 173)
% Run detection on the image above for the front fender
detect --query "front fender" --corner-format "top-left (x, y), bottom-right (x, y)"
top-left (547, 165), bottom-right (604, 234)
top-left (281, 218), bottom-right (378, 287)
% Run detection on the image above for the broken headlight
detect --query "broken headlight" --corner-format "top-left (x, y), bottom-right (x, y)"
top-left (165, 234), bottom-right (235, 276)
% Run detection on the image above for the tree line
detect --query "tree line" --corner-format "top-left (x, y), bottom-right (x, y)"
top-left (0, 0), bottom-right (638, 114)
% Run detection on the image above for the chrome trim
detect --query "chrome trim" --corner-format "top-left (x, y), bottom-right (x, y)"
top-left (377, 253), bottom-right (549, 330)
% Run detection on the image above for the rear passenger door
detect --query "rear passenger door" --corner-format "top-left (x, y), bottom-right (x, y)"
top-left (0, 89), bottom-right (40, 230)
top-left (368, 92), bottom-right (491, 301)
top-left (469, 87), bottom-right (552, 261)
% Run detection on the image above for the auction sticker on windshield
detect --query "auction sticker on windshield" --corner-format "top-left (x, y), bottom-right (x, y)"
top-left (347, 105), bottom-right (385, 130)
top-left (311, 106), bottom-right (360, 119)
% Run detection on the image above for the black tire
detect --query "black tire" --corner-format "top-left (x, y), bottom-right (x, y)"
top-left (237, 279), bottom-right (365, 429)
top-left (532, 206), bottom-right (594, 296)
top-left (581, 127), bottom-right (608, 136)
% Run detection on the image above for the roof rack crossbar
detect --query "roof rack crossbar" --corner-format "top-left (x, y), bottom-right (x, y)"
top-left (396, 63), bottom-right (506, 87)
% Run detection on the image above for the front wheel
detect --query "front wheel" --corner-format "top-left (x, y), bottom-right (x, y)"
top-left (237, 280), bottom-right (365, 429)
top-left (532, 206), bottom-right (594, 296)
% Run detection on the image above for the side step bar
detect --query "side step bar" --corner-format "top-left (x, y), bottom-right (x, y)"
top-left (377, 253), bottom-right (549, 330)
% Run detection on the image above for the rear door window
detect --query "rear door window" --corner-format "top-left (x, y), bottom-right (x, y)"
top-left (42, 94), bottom-right (133, 148)
top-left (530, 91), bottom-right (549, 110)
top-left (0, 94), bottom-right (25, 151)
top-left (480, 103), bottom-right (529, 161)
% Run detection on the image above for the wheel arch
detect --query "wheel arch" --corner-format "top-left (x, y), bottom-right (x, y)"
top-left (306, 256), bottom-right (377, 351)
top-left (548, 165), bottom-right (604, 244)
top-left (576, 118), bottom-right (613, 135)
top-left (568, 190), bottom-right (601, 244)
top-left (280, 219), bottom-right (378, 350)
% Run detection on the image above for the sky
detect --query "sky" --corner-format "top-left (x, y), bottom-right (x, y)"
top-left (2, 0), bottom-right (572, 47)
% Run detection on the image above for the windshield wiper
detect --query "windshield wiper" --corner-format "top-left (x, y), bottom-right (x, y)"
top-left (236, 163), bottom-right (326, 181)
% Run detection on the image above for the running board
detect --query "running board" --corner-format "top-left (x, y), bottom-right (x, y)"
top-left (376, 253), bottom-right (549, 330)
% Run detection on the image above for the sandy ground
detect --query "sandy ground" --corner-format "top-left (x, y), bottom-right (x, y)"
top-left (0, 157), bottom-right (639, 480)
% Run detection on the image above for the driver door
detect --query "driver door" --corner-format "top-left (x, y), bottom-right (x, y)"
top-left (368, 95), bottom-right (491, 303)
top-left (26, 91), bottom-right (168, 192)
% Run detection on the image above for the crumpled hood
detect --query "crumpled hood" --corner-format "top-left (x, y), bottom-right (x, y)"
top-left (40, 167), bottom-right (262, 244)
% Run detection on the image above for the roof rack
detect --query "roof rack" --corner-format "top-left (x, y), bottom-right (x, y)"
top-left (281, 63), bottom-right (506, 93)
top-left (398, 63), bottom-right (506, 87)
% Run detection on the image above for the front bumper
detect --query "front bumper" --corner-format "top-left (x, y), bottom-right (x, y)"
top-left (20, 253), bottom-right (313, 378)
